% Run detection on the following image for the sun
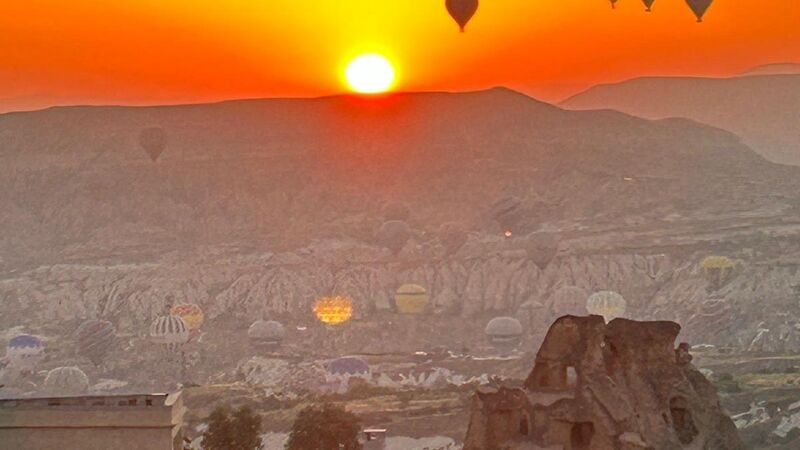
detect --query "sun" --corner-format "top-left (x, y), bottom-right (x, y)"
top-left (345, 54), bottom-right (396, 94)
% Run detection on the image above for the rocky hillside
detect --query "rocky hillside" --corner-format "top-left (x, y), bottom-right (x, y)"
top-left (2, 88), bottom-right (800, 358)
top-left (561, 75), bottom-right (800, 166)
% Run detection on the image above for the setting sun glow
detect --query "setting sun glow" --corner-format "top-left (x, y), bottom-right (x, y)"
top-left (345, 54), bottom-right (396, 94)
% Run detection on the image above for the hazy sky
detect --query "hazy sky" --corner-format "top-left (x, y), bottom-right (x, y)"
top-left (2, 0), bottom-right (799, 110)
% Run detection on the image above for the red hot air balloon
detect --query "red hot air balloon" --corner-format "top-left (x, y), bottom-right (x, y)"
top-left (446, 0), bottom-right (479, 33)
top-left (686, 0), bottom-right (714, 22)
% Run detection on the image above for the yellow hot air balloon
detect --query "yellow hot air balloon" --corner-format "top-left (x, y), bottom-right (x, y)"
top-left (395, 284), bottom-right (429, 314)
top-left (586, 291), bottom-right (627, 322)
top-left (701, 256), bottom-right (734, 290)
top-left (170, 303), bottom-right (204, 331)
top-left (313, 296), bottom-right (354, 325)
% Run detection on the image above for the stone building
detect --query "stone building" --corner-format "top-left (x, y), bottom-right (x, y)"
top-left (463, 316), bottom-right (744, 450)
top-left (0, 392), bottom-right (185, 450)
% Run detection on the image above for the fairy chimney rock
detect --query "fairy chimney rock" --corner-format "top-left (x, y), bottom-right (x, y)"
top-left (463, 315), bottom-right (744, 450)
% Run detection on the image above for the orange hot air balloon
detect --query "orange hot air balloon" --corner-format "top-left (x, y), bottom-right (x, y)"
top-left (169, 304), bottom-right (204, 331)
top-left (313, 296), bottom-right (354, 325)
top-left (446, 0), bottom-right (479, 32)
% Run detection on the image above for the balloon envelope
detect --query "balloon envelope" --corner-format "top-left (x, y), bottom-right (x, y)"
top-left (44, 366), bottom-right (89, 395)
top-left (377, 220), bottom-right (411, 254)
top-left (685, 0), bottom-right (713, 22)
top-left (395, 284), bottom-right (429, 315)
top-left (446, 0), bottom-right (479, 32)
top-left (248, 320), bottom-right (286, 345)
top-left (328, 356), bottom-right (370, 376)
top-left (170, 304), bottom-right (204, 331)
top-left (586, 291), bottom-right (627, 322)
top-left (314, 296), bottom-right (354, 325)
top-left (6, 334), bottom-right (44, 370)
top-left (438, 222), bottom-right (468, 255)
top-left (149, 315), bottom-right (190, 352)
top-left (139, 127), bottom-right (167, 162)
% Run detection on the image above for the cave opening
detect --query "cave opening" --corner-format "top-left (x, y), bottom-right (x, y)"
top-left (570, 422), bottom-right (595, 449)
top-left (670, 397), bottom-right (699, 444)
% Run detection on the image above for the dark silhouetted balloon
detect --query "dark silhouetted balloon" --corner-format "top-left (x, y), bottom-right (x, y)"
top-left (610, 0), bottom-right (619, 9)
top-left (76, 319), bottom-right (115, 366)
top-left (446, 0), bottom-right (479, 32)
top-left (489, 195), bottom-right (522, 231)
top-left (524, 232), bottom-right (560, 270)
top-left (382, 202), bottom-right (410, 222)
top-left (686, 0), bottom-right (713, 22)
top-left (438, 222), bottom-right (467, 255)
top-left (377, 220), bottom-right (411, 254)
top-left (139, 127), bottom-right (167, 162)
top-left (642, 0), bottom-right (656, 11)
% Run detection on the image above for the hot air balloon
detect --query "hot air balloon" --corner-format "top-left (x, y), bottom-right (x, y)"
top-left (44, 366), bottom-right (89, 395)
top-left (524, 232), bottom-right (559, 270)
top-left (248, 320), bottom-right (286, 348)
top-left (149, 315), bottom-right (190, 353)
top-left (395, 284), bottom-right (430, 315)
top-left (327, 356), bottom-right (371, 379)
top-left (6, 335), bottom-right (44, 371)
top-left (701, 256), bottom-right (734, 290)
top-left (169, 304), bottom-right (204, 332)
top-left (377, 220), bottom-right (411, 254)
top-left (438, 222), bottom-right (468, 255)
top-left (382, 202), bottom-right (410, 222)
top-left (446, 0), bottom-right (479, 32)
top-left (586, 291), bottom-right (627, 322)
top-left (549, 286), bottom-right (590, 319)
top-left (686, 0), bottom-right (714, 22)
top-left (610, 0), bottom-right (619, 9)
top-left (485, 317), bottom-right (524, 355)
top-left (489, 195), bottom-right (522, 233)
top-left (313, 296), bottom-right (354, 325)
top-left (76, 319), bottom-right (115, 366)
top-left (139, 127), bottom-right (167, 162)
top-left (642, 0), bottom-right (656, 11)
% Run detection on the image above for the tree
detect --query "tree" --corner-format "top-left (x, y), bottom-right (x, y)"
top-left (202, 405), bottom-right (262, 450)
top-left (285, 403), bottom-right (362, 450)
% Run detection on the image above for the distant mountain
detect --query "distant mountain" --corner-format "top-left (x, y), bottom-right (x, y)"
top-left (0, 87), bottom-right (792, 267)
top-left (3, 89), bottom-right (800, 363)
top-left (740, 62), bottom-right (800, 76)
top-left (561, 75), bottom-right (800, 165)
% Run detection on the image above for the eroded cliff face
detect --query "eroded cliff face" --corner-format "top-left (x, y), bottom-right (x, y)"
top-left (463, 316), bottom-right (745, 450)
top-left (2, 234), bottom-right (800, 356)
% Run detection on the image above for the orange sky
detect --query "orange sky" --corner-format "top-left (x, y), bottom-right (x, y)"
top-left (1, 1), bottom-right (799, 111)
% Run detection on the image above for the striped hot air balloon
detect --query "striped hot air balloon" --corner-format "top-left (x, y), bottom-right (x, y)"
top-left (76, 319), bottom-right (115, 366)
top-left (44, 366), bottom-right (90, 395)
top-left (149, 315), bottom-right (190, 353)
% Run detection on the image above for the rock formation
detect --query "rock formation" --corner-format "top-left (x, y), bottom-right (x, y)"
top-left (463, 316), bottom-right (744, 449)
